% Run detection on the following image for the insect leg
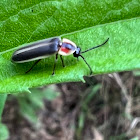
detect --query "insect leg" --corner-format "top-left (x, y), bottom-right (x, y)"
top-left (52, 53), bottom-right (58, 75)
top-left (25, 59), bottom-right (41, 73)
top-left (60, 55), bottom-right (65, 67)
top-left (79, 55), bottom-right (92, 75)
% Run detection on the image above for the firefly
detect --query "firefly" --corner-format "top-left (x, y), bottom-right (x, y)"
top-left (12, 37), bottom-right (109, 75)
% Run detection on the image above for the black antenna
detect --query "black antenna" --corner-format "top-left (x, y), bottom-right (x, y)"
top-left (81, 38), bottom-right (109, 54)
top-left (79, 54), bottom-right (92, 75)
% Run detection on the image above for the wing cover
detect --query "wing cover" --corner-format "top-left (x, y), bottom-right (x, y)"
top-left (12, 37), bottom-right (60, 62)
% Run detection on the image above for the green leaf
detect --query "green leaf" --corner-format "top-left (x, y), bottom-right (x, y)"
top-left (0, 94), bottom-right (7, 121)
top-left (16, 85), bottom-right (60, 124)
top-left (0, 123), bottom-right (9, 140)
top-left (133, 70), bottom-right (140, 76)
top-left (130, 137), bottom-right (139, 140)
top-left (0, 0), bottom-right (140, 94)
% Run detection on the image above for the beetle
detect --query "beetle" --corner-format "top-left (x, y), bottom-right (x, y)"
top-left (12, 37), bottom-right (109, 75)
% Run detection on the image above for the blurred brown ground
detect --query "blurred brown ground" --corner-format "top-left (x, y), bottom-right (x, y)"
top-left (2, 72), bottom-right (140, 140)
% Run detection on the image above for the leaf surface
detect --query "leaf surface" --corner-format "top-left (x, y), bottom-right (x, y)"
top-left (0, 0), bottom-right (140, 93)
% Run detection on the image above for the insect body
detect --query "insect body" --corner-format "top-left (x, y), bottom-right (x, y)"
top-left (12, 37), bottom-right (109, 75)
